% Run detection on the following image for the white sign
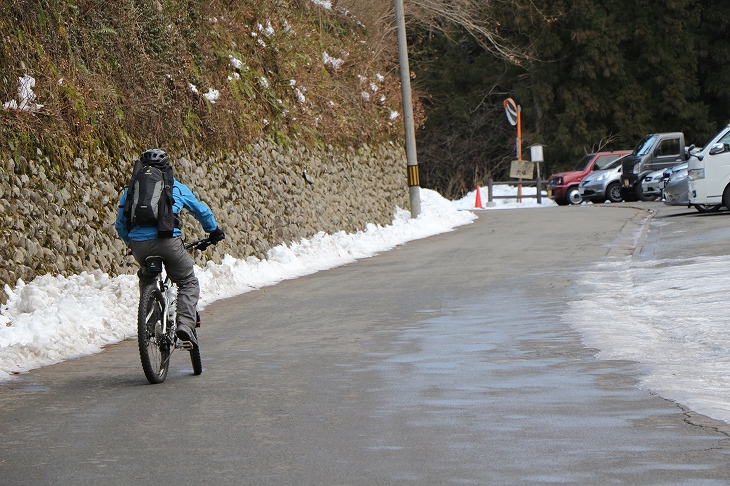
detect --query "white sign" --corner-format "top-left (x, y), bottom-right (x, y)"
top-left (530, 145), bottom-right (544, 162)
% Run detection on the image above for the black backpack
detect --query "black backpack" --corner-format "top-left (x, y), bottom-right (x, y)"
top-left (123, 157), bottom-right (177, 237)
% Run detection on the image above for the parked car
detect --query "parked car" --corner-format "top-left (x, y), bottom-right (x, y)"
top-left (661, 163), bottom-right (688, 205)
top-left (579, 155), bottom-right (629, 203)
top-left (640, 161), bottom-right (688, 202)
top-left (640, 168), bottom-right (666, 200)
top-left (620, 132), bottom-right (691, 201)
top-left (547, 150), bottom-right (631, 205)
top-left (663, 162), bottom-right (722, 212)
top-left (688, 123), bottom-right (730, 208)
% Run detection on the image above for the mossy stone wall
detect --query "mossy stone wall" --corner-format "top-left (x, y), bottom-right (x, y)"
top-left (0, 140), bottom-right (409, 301)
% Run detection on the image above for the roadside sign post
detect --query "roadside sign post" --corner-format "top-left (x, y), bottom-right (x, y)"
top-left (510, 160), bottom-right (534, 180)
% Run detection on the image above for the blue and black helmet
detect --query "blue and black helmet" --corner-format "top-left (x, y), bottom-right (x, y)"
top-left (140, 148), bottom-right (168, 165)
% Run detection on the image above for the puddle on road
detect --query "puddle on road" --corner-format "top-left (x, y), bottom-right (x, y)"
top-left (368, 287), bottom-right (601, 424)
top-left (352, 285), bottom-right (722, 483)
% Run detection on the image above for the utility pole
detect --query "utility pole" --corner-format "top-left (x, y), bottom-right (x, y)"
top-left (394, 0), bottom-right (421, 218)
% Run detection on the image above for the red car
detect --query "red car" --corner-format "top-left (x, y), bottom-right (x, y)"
top-left (547, 150), bottom-right (631, 205)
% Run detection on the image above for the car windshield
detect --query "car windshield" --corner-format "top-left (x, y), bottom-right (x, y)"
top-left (716, 129), bottom-right (730, 146)
top-left (572, 155), bottom-right (594, 171)
top-left (601, 158), bottom-right (624, 170)
top-left (633, 135), bottom-right (657, 156)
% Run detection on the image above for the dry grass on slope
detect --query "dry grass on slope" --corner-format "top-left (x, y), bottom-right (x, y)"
top-left (0, 0), bottom-right (407, 169)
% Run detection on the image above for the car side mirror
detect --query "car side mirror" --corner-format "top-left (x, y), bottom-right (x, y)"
top-left (709, 143), bottom-right (726, 156)
top-left (685, 144), bottom-right (695, 161)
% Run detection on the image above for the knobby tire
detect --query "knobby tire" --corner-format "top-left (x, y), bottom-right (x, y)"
top-left (138, 285), bottom-right (171, 384)
top-left (189, 311), bottom-right (202, 375)
top-left (190, 345), bottom-right (202, 375)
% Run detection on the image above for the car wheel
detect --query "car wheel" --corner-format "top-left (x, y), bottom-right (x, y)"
top-left (695, 204), bottom-right (722, 213)
top-left (566, 187), bottom-right (582, 205)
top-left (723, 185), bottom-right (730, 209)
top-left (605, 182), bottom-right (622, 203)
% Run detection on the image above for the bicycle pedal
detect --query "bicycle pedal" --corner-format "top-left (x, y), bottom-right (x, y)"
top-left (179, 340), bottom-right (195, 350)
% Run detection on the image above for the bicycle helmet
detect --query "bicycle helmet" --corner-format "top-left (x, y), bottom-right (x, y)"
top-left (140, 148), bottom-right (169, 165)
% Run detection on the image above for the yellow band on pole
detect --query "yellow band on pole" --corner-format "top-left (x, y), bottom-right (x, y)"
top-left (407, 165), bottom-right (420, 186)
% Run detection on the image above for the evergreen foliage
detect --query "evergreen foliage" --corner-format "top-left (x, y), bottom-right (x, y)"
top-left (411, 0), bottom-right (730, 198)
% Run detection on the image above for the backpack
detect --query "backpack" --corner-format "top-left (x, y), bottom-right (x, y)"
top-left (123, 158), bottom-right (177, 237)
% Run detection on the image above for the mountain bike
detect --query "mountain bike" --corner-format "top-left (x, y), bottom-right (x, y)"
top-left (137, 238), bottom-right (212, 384)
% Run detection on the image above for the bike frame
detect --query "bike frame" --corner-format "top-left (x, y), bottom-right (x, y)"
top-left (146, 237), bottom-right (211, 343)
top-left (158, 271), bottom-right (176, 346)
top-left (137, 238), bottom-right (211, 383)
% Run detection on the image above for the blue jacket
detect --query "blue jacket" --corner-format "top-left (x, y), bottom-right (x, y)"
top-left (115, 179), bottom-right (218, 246)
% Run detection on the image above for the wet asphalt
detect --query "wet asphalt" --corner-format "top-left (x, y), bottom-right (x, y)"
top-left (1, 200), bottom-right (730, 485)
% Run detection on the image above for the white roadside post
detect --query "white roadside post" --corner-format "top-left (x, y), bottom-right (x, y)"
top-left (394, 0), bottom-right (421, 218)
top-left (530, 144), bottom-right (544, 204)
top-left (530, 144), bottom-right (544, 179)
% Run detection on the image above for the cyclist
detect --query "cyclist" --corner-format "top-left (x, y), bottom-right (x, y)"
top-left (115, 149), bottom-right (225, 347)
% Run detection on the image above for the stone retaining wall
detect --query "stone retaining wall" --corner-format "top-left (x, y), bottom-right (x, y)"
top-left (0, 140), bottom-right (410, 302)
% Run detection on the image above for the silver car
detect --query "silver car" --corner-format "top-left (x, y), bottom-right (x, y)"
top-left (662, 164), bottom-right (688, 206)
top-left (644, 148), bottom-right (702, 201)
top-left (663, 163), bottom-right (722, 212)
top-left (640, 168), bottom-right (665, 200)
top-left (579, 156), bottom-right (626, 203)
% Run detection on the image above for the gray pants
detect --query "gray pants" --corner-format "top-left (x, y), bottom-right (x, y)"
top-left (130, 237), bottom-right (199, 331)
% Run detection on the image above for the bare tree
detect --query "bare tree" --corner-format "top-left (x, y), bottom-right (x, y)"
top-left (406, 0), bottom-right (527, 64)
top-left (338, 0), bottom-right (529, 65)
top-left (336, 0), bottom-right (532, 198)
top-left (590, 134), bottom-right (622, 154)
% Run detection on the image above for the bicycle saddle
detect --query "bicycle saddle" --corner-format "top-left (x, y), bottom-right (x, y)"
top-left (145, 256), bottom-right (164, 274)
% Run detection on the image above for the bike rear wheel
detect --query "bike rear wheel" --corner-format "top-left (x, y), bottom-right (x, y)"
top-left (138, 285), bottom-right (171, 384)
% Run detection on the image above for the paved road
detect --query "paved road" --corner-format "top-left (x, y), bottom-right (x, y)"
top-left (2, 201), bottom-right (730, 485)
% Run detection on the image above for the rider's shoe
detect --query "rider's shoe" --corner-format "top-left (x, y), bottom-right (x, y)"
top-left (176, 325), bottom-right (198, 348)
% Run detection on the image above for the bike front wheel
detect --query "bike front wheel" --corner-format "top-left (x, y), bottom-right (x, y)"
top-left (190, 346), bottom-right (202, 375)
top-left (138, 285), bottom-right (171, 384)
top-left (189, 311), bottom-right (202, 375)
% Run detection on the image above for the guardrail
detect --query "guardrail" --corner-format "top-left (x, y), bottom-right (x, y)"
top-left (486, 178), bottom-right (545, 204)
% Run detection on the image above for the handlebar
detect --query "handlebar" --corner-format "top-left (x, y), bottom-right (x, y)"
top-left (184, 237), bottom-right (213, 251)
top-left (123, 237), bottom-right (214, 257)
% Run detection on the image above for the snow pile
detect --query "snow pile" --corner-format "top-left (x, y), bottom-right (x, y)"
top-left (3, 75), bottom-right (43, 112)
top-left (0, 189), bottom-right (475, 378)
top-left (452, 185), bottom-right (557, 210)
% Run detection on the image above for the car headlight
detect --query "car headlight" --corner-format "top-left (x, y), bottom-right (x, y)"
top-left (688, 168), bottom-right (705, 180)
top-left (633, 162), bottom-right (641, 173)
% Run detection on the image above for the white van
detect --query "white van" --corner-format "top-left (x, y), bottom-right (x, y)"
top-left (688, 124), bottom-right (730, 208)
